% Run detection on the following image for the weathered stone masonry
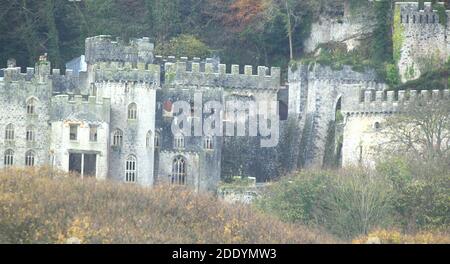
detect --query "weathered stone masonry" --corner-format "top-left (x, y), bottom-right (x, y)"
top-left (1, 2), bottom-right (450, 190)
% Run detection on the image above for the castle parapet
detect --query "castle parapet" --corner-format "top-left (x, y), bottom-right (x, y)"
top-left (164, 59), bottom-right (280, 90)
top-left (85, 35), bottom-right (154, 65)
top-left (51, 94), bottom-right (111, 123)
top-left (396, 2), bottom-right (445, 25)
top-left (94, 62), bottom-right (160, 84)
top-left (1, 59), bottom-right (54, 83)
top-left (343, 89), bottom-right (450, 114)
top-left (306, 63), bottom-right (380, 83)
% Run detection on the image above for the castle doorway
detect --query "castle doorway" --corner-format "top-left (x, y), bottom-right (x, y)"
top-left (69, 152), bottom-right (97, 177)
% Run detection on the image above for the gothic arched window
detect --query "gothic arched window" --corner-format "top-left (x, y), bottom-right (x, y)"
top-left (26, 97), bottom-right (38, 115)
top-left (173, 135), bottom-right (185, 149)
top-left (25, 150), bottom-right (35, 167)
top-left (4, 149), bottom-right (14, 167)
top-left (171, 156), bottom-right (186, 185)
top-left (125, 155), bottom-right (137, 183)
top-left (128, 103), bottom-right (137, 120)
top-left (5, 123), bottom-right (14, 141)
top-left (155, 131), bottom-right (161, 148)
top-left (26, 125), bottom-right (35, 142)
top-left (112, 129), bottom-right (123, 147)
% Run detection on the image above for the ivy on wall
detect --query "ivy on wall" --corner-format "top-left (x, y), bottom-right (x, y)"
top-left (393, 5), bottom-right (404, 64)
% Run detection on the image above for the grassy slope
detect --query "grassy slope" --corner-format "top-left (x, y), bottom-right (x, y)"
top-left (0, 168), bottom-right (337, 244)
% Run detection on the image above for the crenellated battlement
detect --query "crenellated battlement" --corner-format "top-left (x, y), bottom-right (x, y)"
top-left (343, 89), bottom-right (450, 114)
top-left (396, 2), bottom-right (447, 25)
top-left (2, 67), bottom-right (37, 82)
top-left (94, 62), bottom-right (160, 84)
top-left (51, 94), bottom-right (111, 122)
top-left (164, 58), bottom-right (280, 90)
top-left (85, 35), bottom-right (154, 65)
top-left (0, 61), bottom-right (77, 85)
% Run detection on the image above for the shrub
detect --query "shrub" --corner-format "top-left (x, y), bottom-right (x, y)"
top-left (256, 168), bottom-right (394, 239)
top-left (155, 34), bottom-right (211, 58)
top-left (353, 229), bottom-right (450, 244)
top-left (377, 158), bottom-right (450, 232)
top-left (258, 159), bottom-right (450, 240)
top-left (0, 167), bottom-right (337, 244)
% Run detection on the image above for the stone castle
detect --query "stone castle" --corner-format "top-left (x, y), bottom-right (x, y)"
top-left (0, 1), bottom-right (449, 192)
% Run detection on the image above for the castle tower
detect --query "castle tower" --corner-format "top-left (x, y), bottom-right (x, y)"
top-left (394, 2), bottom-right (449, 82)
top-left (85, 36), bottom-right (160, 186)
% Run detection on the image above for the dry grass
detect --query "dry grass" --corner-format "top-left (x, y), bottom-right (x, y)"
top-left (352, 229), bottom-right (450, 244)
top-left (0, 167), bottom-right (337, 244)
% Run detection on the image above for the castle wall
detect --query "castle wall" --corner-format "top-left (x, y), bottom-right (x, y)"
top-left (96, 80), bottom-right (157, 186)
top-left (0, 64), bottom-right (52, 169)
top-left (304, 1), bottom-right (376, 53)
top-left (341, 113), bottom-right (390, 167)
top-left (155, 87), bottom-right (222, 191)
top-left (157, 150), bottom-right (200, 189)
top-left (49, 95), bottom-right (111, 179)
top-left (395, 2), bottom-right (449, 82)
top-left (288, 63), bottom-right (384, 167)
top-left (341, 89), bottom-right (450, 167)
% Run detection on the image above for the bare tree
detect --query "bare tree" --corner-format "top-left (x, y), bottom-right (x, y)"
top-left (382, 98), bottom-right (450, 162)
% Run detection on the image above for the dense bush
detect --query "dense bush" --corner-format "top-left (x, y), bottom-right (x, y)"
top-left (377, 158), bottom-right (450, 232)
top-left (256, 168), bottom-right (393, 239)
top-left (155, 34), bottom-right (211, 59)
top-left (0, 167), bottom-right (336, 244)
top-left (257, 158), bottom-right (450, 240)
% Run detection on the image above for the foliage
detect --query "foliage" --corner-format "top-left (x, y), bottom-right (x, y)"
top-left (352, 229), bottom-right (450, 244)
top-left (155, 34), bottom-right (211, 58)
top-left (301, 42), bottom-right (374, 72)
top-left (256, 168), bottom-right (394, 240)
top-left (433, 2), bottom-right (447, 27)
top-left (0, 0), bottom-right (331, 72)
top-left (385, 63), bottom-right (400, 86)
top-left (381, 99), bottom-right (450, 162)
top-left (392, 6), bottom-right (404, 64)
top-left (257, 157), bottom-right (450, 240)
top-left (393, 66), bottom-right (449, 91)
top-left (376, 158), bottom-right (450, 232)
top-left (0, 167), bottom-right (337, 243)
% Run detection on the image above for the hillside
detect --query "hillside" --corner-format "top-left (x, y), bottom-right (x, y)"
top-left (0, 168), bottom-right (337, 244)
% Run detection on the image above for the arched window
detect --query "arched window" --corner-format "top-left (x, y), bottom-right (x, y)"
top-left (25, 150), bottom-right (35, 166)
top-left (5, 123), bottom-right (14, 141)
top-left (26, 126), bottom-right (35, 142)
top-left (146, 130), bottom-right (152, 148)
top-left (374, 122), bottom-right (381, 130)
top-left (4, 149), bottom-right (14, 167)
top-left (173, 135), bottom-right (185, 149)
top-left (26, 97), bottom-right (37, 115)
top-left (155, 131), bottom-right (161, 148)
top-left (128, 103), bottom-right (137, 120)
top-left (125, 155), bottom-right (137, 182)
top-left (204, 137), bottom-right (213, 150)
top-left (171, 156), bottom-right (186, 185)
top-left (112, 129), bottom-right (123, 147)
